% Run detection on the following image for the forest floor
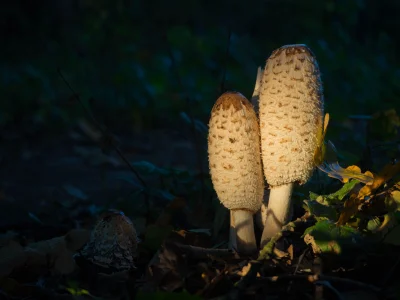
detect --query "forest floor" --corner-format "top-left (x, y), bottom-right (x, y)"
top-left (1, 119), bottom-right (400, 300)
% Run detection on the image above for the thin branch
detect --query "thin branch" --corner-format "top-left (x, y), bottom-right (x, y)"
top-left (175, 243), bottom-right (235, 259)
top-left (258, 212), bottom-right (311, 261)
top-left (57, 68), bottom-right (147, 189)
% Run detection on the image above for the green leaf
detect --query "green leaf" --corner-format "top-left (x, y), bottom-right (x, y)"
top-left (367, 217), bottom-right (382, 232)
top-left (308, 179), bottom-right (359, 205)
top-left (303, 220), bottom-right (361, 255)
top-left (303, 199), bottom-right (338, 221)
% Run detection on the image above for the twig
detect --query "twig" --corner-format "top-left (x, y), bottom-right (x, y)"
top-left (57, 68), bottom-right (147, 189)
top-left (287, 247), bottom-right (311, 295)
top-left (258, 212), bottom-right (311, 261)
top-left (294, 247), bottom-right (310, 274)
top-left (257, 274), bottom-right (381, 293)
top-left (174, 243), bottom-right (235, 259)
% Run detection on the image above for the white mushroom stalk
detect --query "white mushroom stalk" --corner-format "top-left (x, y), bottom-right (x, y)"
top-left (259, 44), bottom-right (324, 246)
top-left (208, 91), bottom-right (264, 254)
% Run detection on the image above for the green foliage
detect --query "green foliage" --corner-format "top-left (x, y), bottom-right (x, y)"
top-left (309, 180), bottom-right (360, 204)
top-left (303, 220), bottom-right (361, 255)
top-left (2, 0), bottom-right (400, 132)
top-left (304, 180), bottom-right (359, 221)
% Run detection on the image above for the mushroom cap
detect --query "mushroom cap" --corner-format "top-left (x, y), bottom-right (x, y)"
top-left (80, 210), bottom-right (138, 272)
top-left (208, 91), bottom-right (264, 212)
top-left (259, 44), bottom-right (324, 187)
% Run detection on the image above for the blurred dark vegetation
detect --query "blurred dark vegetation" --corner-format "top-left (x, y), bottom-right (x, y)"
top-left (2, 0), bottom-right (400, 136)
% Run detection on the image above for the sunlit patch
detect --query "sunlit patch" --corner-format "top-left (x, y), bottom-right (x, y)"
top-left (313, 113), bottom-right (374, 185)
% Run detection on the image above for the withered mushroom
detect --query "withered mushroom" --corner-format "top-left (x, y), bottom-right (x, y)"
top-left (80, 210), bottom-right (138, 272)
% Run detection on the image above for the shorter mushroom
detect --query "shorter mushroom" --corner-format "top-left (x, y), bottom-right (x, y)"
top-left (208, 91), bottom-right (264, 254)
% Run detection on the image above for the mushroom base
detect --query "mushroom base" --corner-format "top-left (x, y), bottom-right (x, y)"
top-left (230, 209), bottom-right (257, 255)
top-left (260, 183), bottom-right (294, 247)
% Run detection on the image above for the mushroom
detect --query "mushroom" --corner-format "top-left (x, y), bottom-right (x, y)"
top-left (208, 91), bottom-right (264, 254)
top-left (259, 44), bottom-right (324, 246)
top-left (79, 210), bottom-right (138, 272)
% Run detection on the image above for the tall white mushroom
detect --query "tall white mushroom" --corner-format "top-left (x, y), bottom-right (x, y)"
top-left (208, 91), bottom-right (264, 254)
top-left (259, 44), bottom-right (324, 246)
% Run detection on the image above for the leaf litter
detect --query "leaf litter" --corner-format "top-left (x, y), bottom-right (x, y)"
top-left (3, 90), bottom-right (400, 300)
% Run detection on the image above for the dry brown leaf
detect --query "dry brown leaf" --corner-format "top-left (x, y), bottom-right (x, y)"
top-left (338, 161), bottom-right (400, 225)
top-left (0, 229), bottom-right (91, 278)
top-left (318, 163), bottom-right (374, 185)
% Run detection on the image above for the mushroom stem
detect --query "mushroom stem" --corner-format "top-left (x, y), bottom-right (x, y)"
top-left (260, 183), bottom-right (294, 247)
top-left (255, 190), bottom-right (270, 231)
top-left (231, 209), bottom-right (257, 254)
top-left (229, 210), bottom-right (237, 250)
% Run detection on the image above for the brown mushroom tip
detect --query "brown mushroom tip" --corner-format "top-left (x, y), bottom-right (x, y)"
top-left (269, 44), bottom-right (316, 60)
top-left (79, 209), bottom-right (138, 273)
top-left (212, 91), bottom-right (254, 112)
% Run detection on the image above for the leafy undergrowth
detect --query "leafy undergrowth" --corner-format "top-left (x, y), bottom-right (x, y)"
top-left (2, 107), bottom-right (400, 300)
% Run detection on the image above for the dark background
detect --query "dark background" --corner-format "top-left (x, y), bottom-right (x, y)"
top-left (1, 0), bottom-right (399, 237)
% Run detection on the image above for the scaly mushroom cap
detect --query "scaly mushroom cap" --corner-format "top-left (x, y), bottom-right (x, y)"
top-left (80, 210), bottom-right (138, 272)
top-left (259, 44), bottom-right (324, 187)
top-left (208, 91), bottom-right (264, 212)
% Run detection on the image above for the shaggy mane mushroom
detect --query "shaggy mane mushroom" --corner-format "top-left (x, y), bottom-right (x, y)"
top-left (208, 91), bottom-right (264, 255)
top-left (259, 44), bottom-right (324, 247)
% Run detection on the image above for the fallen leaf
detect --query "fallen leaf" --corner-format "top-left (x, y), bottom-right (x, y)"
top-left (318, 162), bottom-right (374, 185)
top-left (338, 161), bottom-right (400, 225)
top-left (145, 241), bottom-right (187, 292)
